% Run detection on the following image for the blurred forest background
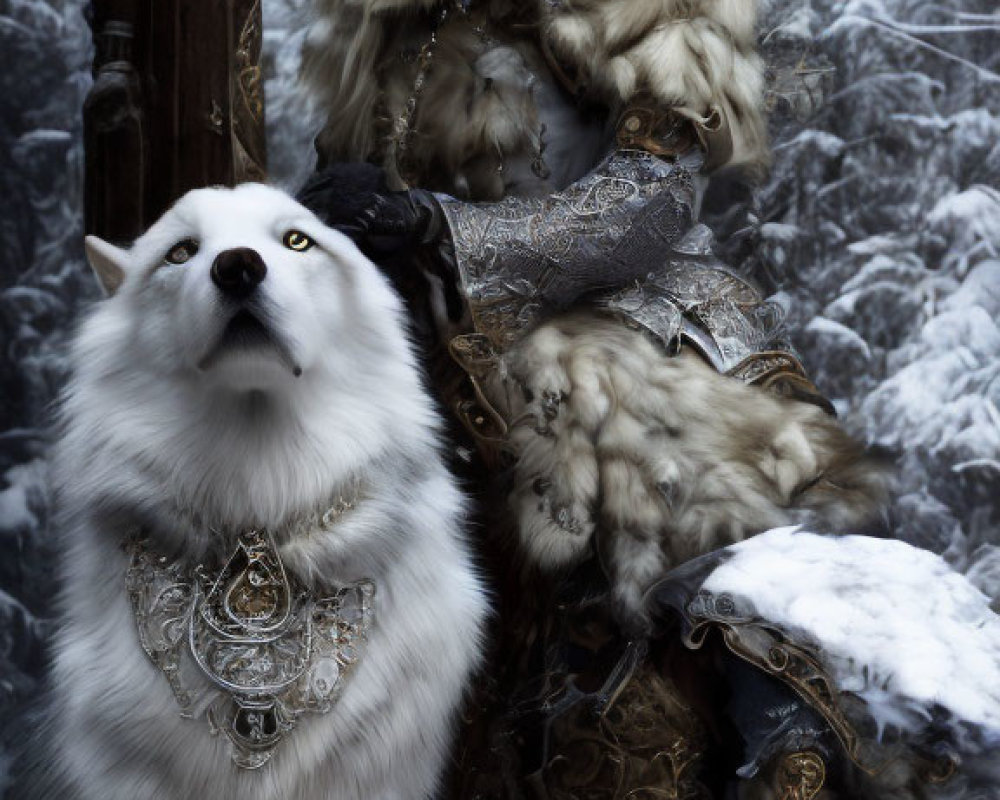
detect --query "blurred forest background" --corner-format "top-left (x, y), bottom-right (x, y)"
top-left (0, 0), bottom-right (998, 789)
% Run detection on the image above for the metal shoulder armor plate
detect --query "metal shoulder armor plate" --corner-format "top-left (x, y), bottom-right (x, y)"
top-left (438, 149), bottom-right (699, 351)
top-left (597, 227), bottom-right (833, 413)
top-left (439, 149), bottom-right (832, 414)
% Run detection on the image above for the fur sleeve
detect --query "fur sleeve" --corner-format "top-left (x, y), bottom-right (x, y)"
top-left (542, 0), bottom-right (769, 173)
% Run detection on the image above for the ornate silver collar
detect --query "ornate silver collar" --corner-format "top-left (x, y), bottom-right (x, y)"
top-left (126, 524), bottom-right (375, 769)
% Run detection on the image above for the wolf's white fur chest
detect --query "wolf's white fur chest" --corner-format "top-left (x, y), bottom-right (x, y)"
top-left (28, 184), bottom-right (486, 800)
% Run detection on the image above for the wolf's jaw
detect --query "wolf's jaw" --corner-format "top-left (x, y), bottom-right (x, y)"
top-left (220, 309), bottom-right (273, 349)
top-left (197, 309), bottom-right (302, 378)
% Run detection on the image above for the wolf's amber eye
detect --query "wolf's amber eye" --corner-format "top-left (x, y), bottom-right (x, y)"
top-left (165, 239), bottom-right (199, 265)
top-left (283, 230), bottom-right (314, 252)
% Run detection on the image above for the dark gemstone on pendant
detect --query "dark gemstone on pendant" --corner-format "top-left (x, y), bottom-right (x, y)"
top-left (233, 703), bottom-right (280, 745)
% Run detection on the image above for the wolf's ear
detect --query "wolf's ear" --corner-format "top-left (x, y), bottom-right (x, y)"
top-left (84, 235), bottom-right (128, 296)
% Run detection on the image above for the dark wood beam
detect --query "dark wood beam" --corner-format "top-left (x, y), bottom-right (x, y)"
top-left (84, 0), bottom-right (266, 245)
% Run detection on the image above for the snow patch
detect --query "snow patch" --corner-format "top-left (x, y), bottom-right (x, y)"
top-left (704, 527), bottom-right (1000, 737)
top-left (804, 316), bottom-right (872, 360)
top-left (759, 222), bottom-right (801, 242)
top-left (0, 481), bottom-right (35, 534)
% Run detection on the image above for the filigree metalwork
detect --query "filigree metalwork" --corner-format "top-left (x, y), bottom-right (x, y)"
top-left (231, 0), bottom-right (266, 183)
top-left (495, 613), bottom-right (712, 799)
top-left (235, 0), bottom-right (264, 122)
top-left (727, 351), bottom-right (809, 385)
top-left (534, 670), bottom-right (711, 799)
top-left (126, 529), bottom-right (375, 769)
top-left (600, 248), bottom-right (789, 375)
top-left (679, 589), bottom-right (960, 786)
top-left (683, 590), bottom-right (874, 774)
top-left (616, 96), bottom-right (698, 158)
top-left (439, 150), bottom-right (823, 406)
top-left (775, 750), bottom-right (826, 800)
top-left (727, 351), bottom-right (834, 414)
top-left (440, 150), bottom-right (698, 350)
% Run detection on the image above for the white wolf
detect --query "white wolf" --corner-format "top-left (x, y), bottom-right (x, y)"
top-left (13, 183), bottom-right (486, 799)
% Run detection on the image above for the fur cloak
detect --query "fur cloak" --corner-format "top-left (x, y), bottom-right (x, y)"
top-left (302, 0), bottom-right (769, 194)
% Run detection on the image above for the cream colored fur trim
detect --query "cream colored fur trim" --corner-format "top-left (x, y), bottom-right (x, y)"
top-left (302, 1), bottom-right (547, 197)
top-left (486, 313), bottom-right (888, 624)
top-left (302, 0), bottom-right (769, 176)
top-left (544, 0), bottom-right (769, 172)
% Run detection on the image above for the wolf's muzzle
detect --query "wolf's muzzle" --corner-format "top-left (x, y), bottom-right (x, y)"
top-left (212, 247), bottom-right (267, 299)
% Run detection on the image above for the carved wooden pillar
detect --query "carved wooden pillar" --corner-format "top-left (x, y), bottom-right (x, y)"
top-left (84, 0), bottom-right (266, 244)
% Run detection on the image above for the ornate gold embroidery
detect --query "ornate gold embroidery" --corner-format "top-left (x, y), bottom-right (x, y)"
top-left (775, 750), bottom-right (826, 800)
top-left (538, 653), bottom-right (712, 799)
top-left (681, 591), bottom-right (961, 786)
top-left (235, 0), bottom-right (264, 122)
top-left (231, 0), bottom-right (266, 183)
top-left (615, 98), bottom-right (698, 159)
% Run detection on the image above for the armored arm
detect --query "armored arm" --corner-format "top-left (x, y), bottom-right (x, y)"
top-left (438, 148), bottom-right (699, 351)
top-left (437, 144), bottom-right (828, 405)
top-left (298, 145), bottom-right (827, 410)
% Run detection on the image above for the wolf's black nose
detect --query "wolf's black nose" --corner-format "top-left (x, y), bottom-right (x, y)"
top-left (211, 248), bottom-right (267, 298)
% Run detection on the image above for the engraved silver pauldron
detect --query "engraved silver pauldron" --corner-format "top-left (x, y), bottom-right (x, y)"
top-left (439, 149), bottom-right (834, 420)
top-left (126, 527), bottom-right (375, 769)
top-left (439, 149), bottom-right (702, 352)
top-left (438, 149), bottom-right (786, 372)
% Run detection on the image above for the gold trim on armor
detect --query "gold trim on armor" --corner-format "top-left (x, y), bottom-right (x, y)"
top-left (616, 96), bottom-right (700, 159)
top-left (775, 750), bottom-right (827, 800)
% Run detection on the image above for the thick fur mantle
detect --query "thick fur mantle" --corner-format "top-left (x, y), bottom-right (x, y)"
top-left (302, 0), bottom-right (769, 181)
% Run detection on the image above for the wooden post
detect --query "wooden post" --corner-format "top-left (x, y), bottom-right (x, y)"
top-left (84, 0), bottom-right (266, 244)
top-left (83, 1), bottom-right (146, 245)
